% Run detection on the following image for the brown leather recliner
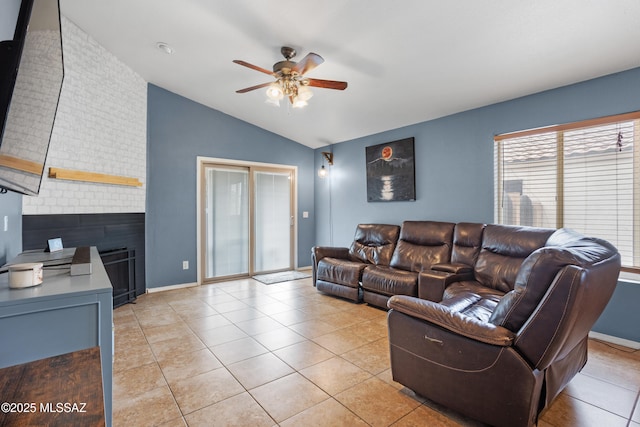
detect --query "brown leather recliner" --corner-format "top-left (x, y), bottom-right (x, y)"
top-left (387, 226), bottom-right (621, 427)
top-left (362, 220), bottom-right (455, 308)
top-left (313, 224), bottom-right (400, 302)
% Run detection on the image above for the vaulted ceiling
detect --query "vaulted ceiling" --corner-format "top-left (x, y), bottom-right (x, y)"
top-left (61, 0), bottom-right (640, 149)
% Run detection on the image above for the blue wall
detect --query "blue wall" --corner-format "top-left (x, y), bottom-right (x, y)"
top-left (146, 85), bottom-right (315, 288)
top-left (315, 67), bottom-right (640, 247)
top-left (0, 0), bottom-right (20, 36)
top-left (0, 191), bottom-right (22, 266)
top-left (315, 67), bottom-right (640, 342)
top-left (594, 280), bottom-right (640, 342)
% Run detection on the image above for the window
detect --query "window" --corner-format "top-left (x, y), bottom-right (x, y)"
top-left (495, 112), bottom-right (640, 271)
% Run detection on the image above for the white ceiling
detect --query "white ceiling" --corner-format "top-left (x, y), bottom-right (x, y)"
top-left (60, 0), bottom-right (640, 149)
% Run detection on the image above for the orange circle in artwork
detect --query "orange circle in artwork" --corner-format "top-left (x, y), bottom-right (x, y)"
top-left (381, 146), bottom-right (393, 160)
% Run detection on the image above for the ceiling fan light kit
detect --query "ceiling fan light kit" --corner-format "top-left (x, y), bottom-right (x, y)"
top-left (266, 83), bottom-right (284, 101)
top-left (292, 99), bottom-right (308, 109)
top-left (234, 46), bottom-right (347, 108)
top-left (297, 85), bottom-right (313, 102)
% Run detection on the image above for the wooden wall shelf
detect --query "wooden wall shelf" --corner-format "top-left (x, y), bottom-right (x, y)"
top-left (48, 167), bottom-right (142, 187)
top-left (0, 154), bottom-right (43, 175)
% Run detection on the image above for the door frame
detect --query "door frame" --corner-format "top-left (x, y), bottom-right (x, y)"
top-left (196, 156), bottom-right (298, 285)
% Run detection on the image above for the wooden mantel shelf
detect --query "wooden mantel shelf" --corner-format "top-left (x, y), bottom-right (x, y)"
top-left (0, 154), bottom-right (43, 175)
top-left (49, 167), bottom-right (142, 187)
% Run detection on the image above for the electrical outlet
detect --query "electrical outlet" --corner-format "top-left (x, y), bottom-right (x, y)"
top-left (182, 260), bottom-right (189, 270)
top-left (3, 216), bottom-right (7, 232)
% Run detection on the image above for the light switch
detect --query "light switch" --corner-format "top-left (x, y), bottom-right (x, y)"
top-left (302, 211), bottom-right (309, 218)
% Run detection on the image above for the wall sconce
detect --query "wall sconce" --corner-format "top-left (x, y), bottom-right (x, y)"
top-left (318, 152), bottom-right (333, 178)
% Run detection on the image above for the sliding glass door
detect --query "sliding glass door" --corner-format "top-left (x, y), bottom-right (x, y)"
top-left (204, 165), bottom-right (250, 278)
top-left (254, 169), bottom-right (293, 272)
top-left (202, 162), bottom-right (294, 282)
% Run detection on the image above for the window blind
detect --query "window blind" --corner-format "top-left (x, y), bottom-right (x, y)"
top-left (495, 112), bottom-right (640, 269)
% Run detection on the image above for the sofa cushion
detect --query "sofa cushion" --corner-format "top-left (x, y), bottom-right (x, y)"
top-left (317, 257), bottom-right (367, 288)
top-left (474, 224), bottom-right (555, 293)
top-left (348, 224), bottom-right (400, 265)
top-left (442, 281), bottom-right (505, 323)
top-left (390, 221), bottom-right (455, 272)
top-left (362, 265), bottom-right (418, 297)
top-left (451, 222), bottom-right (485, 265)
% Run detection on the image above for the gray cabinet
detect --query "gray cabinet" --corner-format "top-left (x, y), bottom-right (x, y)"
top-left (0, 247), bottom-right (113, 427)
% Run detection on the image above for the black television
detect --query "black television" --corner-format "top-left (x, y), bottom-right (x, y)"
top-left (0, 0), bottom-right (64, 196)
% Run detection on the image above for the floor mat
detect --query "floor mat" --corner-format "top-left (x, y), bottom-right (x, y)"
top-left (252, 270), bottom-right (311, 284)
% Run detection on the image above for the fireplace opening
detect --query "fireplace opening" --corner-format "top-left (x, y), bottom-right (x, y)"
top-left (100, 248), bottom-right (136, 308)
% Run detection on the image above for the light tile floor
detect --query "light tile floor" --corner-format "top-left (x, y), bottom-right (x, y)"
top-left (112, 277), bottom-right (640, 426)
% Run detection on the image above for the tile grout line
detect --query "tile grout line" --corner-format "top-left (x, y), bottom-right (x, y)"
top-left (628, 390), bottom-right (640, 427)
top-left (135, 281), bottom-right (335, 425)
top-left (115, 278), bottom-right (640, 426)
top-left (200, 280), bottom-right (384, 425)
top-left (118, 283), bottom-right (378, 423)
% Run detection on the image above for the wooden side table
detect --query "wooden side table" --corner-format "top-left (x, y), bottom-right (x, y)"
top-left (0, 347), bottom-right (105, 426)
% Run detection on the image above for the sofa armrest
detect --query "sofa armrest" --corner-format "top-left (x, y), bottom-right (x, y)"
top-left (418, 269), bottom-right (474, 302)
top-left (311, 246), bottom-right (350, 286)
top-left (312, 246), bottom-right (350, 263)
top-left (388, 295), bottom-right (514, 346)
top-left (431, 262), bottom-right (473, 274)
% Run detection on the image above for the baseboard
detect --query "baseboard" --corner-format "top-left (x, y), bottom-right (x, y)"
top-left (146, 282), bottom-right (198, 293)
top-left (151, 271), bottom-right (311, 291)
top-left (588, 331), bottom-right (640, 350)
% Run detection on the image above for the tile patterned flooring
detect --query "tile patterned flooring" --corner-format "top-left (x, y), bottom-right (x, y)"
top-left (112, 276), bottom-right (640, 426)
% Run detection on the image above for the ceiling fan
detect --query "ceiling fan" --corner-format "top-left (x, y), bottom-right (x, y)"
top-left (233, 46), bottom-right (348, 108)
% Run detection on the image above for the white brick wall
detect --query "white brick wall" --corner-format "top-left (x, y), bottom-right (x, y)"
top-left (23, 17), bottom-right (147, 214)
top-left (0, 29), bottom-right (62, 194)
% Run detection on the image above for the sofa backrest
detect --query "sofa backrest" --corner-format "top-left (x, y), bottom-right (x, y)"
top-left (474, 224), bottom-right (555, 293)
top-left (348, 224), bottom-right (400, 265)
top-left (450, 222), bottom-right (485, 266)
top-left (390, 221), bottom-right (455, 272)
top-left (491, 228), bottom-right (620, 369)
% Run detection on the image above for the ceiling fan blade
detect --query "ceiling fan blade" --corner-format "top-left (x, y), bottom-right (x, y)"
top-left (233, 60), bottom-right (274, 76)
top-left (236, 82), bottom-right (272, 93)
top-left (292, 53), bottom-right (324, 75)
top-left (306, 78), bottom-right (348, 90)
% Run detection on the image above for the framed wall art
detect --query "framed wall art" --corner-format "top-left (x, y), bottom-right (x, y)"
top-left (366, 137), bottom-right (415, 202)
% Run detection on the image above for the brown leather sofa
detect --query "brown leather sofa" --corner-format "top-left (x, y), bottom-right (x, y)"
top-left (313, 223), bottom-right (400, 302)
top-left (387, 226), bottom-right (620, 427)
top-left (312, 221), bottom-right (621, 426)
top-left (313, 221), bottom-right (479, 308)
top-left (361, 221), bottom-right (455, 308)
